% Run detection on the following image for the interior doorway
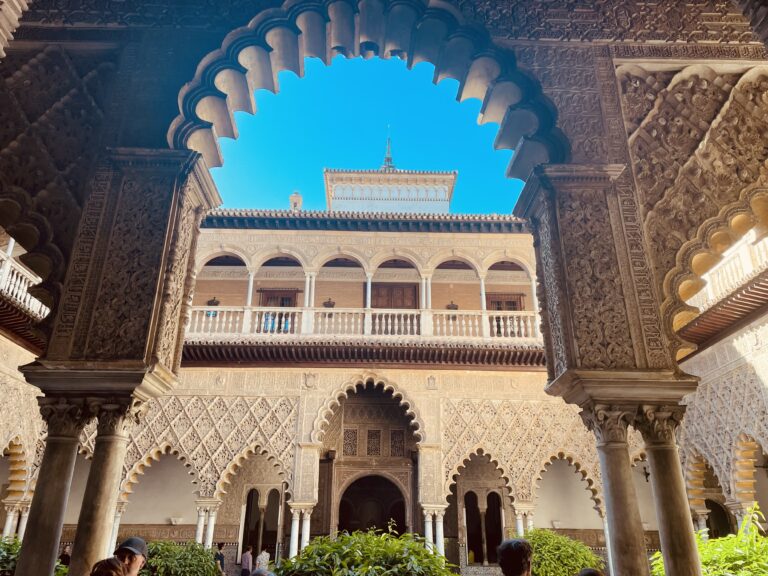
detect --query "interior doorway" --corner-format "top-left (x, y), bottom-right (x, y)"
top-left (338, 475), bottom-right (406, 534)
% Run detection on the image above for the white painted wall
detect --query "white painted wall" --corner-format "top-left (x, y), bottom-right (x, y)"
top-left (121, 456), bottom-right (198, 525)
top-left (533, 460), bottom-right (603, 529)
top-left (632, 463), bottom-right (659, 530)
top-left (64, 455), bottom-right (91, 524)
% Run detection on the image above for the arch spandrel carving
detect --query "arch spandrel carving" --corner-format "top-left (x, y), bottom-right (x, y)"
top-left (311, 372), bottom-right (426, 444)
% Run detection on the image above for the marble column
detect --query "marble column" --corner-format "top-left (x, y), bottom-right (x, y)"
top-left (289, 508), bottom-right (301, 558)
top-left (434, 510), bottom-right (445, 556)
top-left (366, 273), bottom-right (373, 308)
top-left (581, 405), bottom-right (649, 576)
top-left (16, 504), bottom-right (29, 542)
top-left (300, 508), bottom-right (312, 550)
top-left (2, 506), bottom-right (18, 539)
top-left (479, 508), bottom-right (488, 566)
top-left (423, 510), bottom-right (434, 551)
top-left (694, 512), bottom-right (709, 540)
top-left (636, 405), bottom-right (702, 576)
top-left (204, 508), bottom-right (218, 549)
top-left (256, 506), bottom-right (266, 553)
top-left (479, 277), bottom-right (487, 311)
top-left (195, 507), bottom-right (207, 544)
top-left (304, 273), bottom-right (311, 307)
top-left (602, 514), bottom-right (614, 576)
top-left (525, 511), bottom-right (534, 531)
top-left (107, 503), bottom-right (126, 557)
top-left (514, 512), bottom-right (525, 537)
top-left (16, 398), bottom-right (90, 576)
top-left (70, 398), bottom-right (142, 576)
top-left (426, 277), bottom-right (432, 309)
top-left (246, 271), bottom-right (255, 307)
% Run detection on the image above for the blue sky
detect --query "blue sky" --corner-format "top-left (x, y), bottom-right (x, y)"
top-left (211, 56), bottom-right (523, 214)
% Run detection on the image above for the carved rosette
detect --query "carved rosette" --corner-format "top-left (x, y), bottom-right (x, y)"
top-left (580, 404), bottom-right (635, 447)
top-left (89, 397), bottom-right (146, 438)
top-left (38, 397), bottom-right (93, 439)
top-left (635, 404), bottom-right (685, 446)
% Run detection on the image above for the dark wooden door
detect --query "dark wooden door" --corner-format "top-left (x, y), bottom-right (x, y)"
top-left (486, 293), bottom-right (524, 311)
top-left (371, 284), bottom-right (418, 309)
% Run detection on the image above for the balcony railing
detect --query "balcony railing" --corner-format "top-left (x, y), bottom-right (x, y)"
top-left (0, 251), bottom-right (49, 320)
top-left (187, 306), bottom-right (541, 341)
top-left (687, 230), bottom-right (768, 312)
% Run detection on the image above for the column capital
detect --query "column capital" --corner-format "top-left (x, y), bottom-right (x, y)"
top-left (195, 497), bottom-right (222, 512)
top-left (38, 397), bottom-right (93, 439)
top-left (580, 403), bottom-right (635, 446)
top-left (90, 396), bottom-right (146, 438)
top-left (634, 404), bottom-right (686, 445)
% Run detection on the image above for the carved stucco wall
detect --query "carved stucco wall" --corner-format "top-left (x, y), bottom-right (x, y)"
top-left (680, 311), bottom-right (768, 503)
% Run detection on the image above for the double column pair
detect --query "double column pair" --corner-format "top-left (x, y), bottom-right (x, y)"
top-left (15, 395), bottom-right (143, 576)
top-left (195, 500), bottom-right (222, 548)
top-left (422, 507), bottom-right (446, 555)
top-left (288, 505), bottom-right (313, 558)
top-left (581, 400), bottom-right (699, 576)
top-left (1, 501), bottom-right (30, 540)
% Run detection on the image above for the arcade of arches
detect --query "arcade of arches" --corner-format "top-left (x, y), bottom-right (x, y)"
top-left (2, 2), bottom-right (768, 576)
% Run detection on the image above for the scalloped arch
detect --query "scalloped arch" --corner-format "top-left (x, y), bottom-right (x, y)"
top-left (530, 452), bottom-right (602, 509)
top-left (167, 0), bottom-right (569, 174)
top-left (311, 372), bottom-right (425, 443)
top-left (119, 443), bottom-right (200, 502)
top-left (443, 446), bottom-right (514, 502)
top-left (214, 442), bottom-right (289, 500)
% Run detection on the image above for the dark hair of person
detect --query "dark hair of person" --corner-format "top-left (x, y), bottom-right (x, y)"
top-left (497, 539), bottom-right (533, 576)
top-left (114, 550), bottom-right (136, 564)
top-left (578, 570), bottom-right (604, 576)
top-left (218, 542), bottom-right (225, 550)
top-left (90, 557), bottom-right (127, 576)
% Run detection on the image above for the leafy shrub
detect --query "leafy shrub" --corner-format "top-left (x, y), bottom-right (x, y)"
top-left (0, 538), bottom-right (67, 575)
top-left (650, 505), bottom-right (768, 576)
top-left (139, 541), bottom-right (219, 576)
top-left (526, 529), bottom-right (605, 576)
top-left (275, 528), bottom-right (455, 576)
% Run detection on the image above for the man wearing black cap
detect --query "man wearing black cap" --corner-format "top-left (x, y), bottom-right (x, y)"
top-left (114, 537), bottom-right (148, 576)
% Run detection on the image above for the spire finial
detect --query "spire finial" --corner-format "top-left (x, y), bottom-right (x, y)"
top-left (382, 125), bottom-right (395, 171)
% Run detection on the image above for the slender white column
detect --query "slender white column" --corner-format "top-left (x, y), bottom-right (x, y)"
top-left (515, 512), bottom-right (525, 536)
top-left (289, 509), bottom-right (301, 558)
top-left (423, 510), bottom-right (434, 551)
top-left (300, 508), bottom-right (312, 549)
top-left (365, 273), bottom-right (373, 308)
top-left (304, 273), bottom-right (311, 307)
top-left (525, 511), bottom-right (534, 531)
top-left (16, 505), bottom-right (29, 542)
top-left (529, 274), bottom-right (539, 312)
top-left (479, 276), bottom-right (487, 311)
top-left (246, 271), bottom-right (255, 307)
top-left (204, 509), bottom-right (217, 549)
top-left (106, 504), bottom-right (124, 558)
top-left (434, 510), bottom-right (445, 556)
top-left (420, 277), bottom-right (426, 309)
top-left (2, 506), bottom-right (18, 539)
top-left (195, 507), bottom-right (206, 544)
top-left (0, 237), bottom-right (14, 288)
top-left (499, 501), bottom-right (506, 541)
top-left (426, 277), bottom-right (432, 309)
top-left (695, 514), bottom-right (709, 540)
top-left (309, 273), bottom-right (317, 307)
top-left (602, 515), bottom-right (614, 576)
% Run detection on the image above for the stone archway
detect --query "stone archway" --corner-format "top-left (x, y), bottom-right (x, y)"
top-left (338, 474), bottom-right (407, 535)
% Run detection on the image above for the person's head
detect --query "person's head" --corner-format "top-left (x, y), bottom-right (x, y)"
top-left (90, 557), bottom-right (126, 576)
top-left (578, 570), bottom-right (604, 576)
top-left (245, 545), bottom-right (253, 553)
top-left (114, 537), bottom-right (148, 576)
top-left (498, 539), bottom-right (533, 576)
top-left (63, 545), bottom-right (72, 554)
top-left (217, 542), bottom-right (225, 551)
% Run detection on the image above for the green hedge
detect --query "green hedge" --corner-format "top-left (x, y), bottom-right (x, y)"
top-left (651, 505), bottom-right (768, 576)
top-left (275, 529), bottom-right (455, 576)
top-left (139, 541), bottom-right (219, 576)
top-left (526, 529), bottom-right (605, 576)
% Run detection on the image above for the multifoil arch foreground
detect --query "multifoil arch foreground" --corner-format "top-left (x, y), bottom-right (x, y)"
top-left (167, 0), bottom-right (569, 176)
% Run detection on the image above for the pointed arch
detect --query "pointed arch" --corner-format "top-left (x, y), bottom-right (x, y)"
top-left (311, 372), bottom-right (425, 443)
top-left (443, 446), bottom-right (514, 502)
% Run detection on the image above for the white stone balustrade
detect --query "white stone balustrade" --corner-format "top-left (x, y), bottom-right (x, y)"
top-left (187, 306), bottom-right (540, 342)
top-left (0, 251), bottom-right (50, 320)
top-left (688, 229), bottom-right (768, 312)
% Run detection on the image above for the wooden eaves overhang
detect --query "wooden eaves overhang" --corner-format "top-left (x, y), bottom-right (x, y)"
top-left (679, 267), bottom-right (768, 350)
top-left (0, 292), bottom-right (45, 354)
top-left (182, 337), bottom-right (546, 370)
